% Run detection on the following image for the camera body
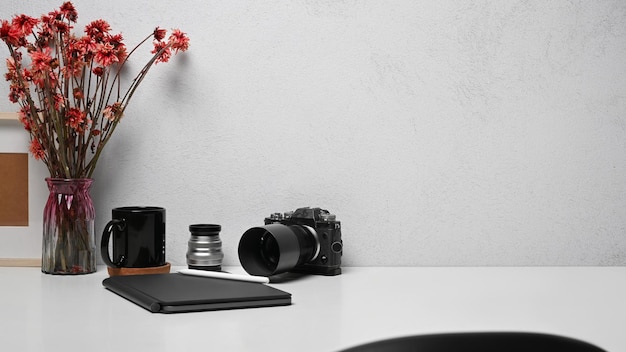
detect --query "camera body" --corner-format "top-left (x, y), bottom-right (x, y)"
top-left (238, 207), bottom-right (343, 277)
top-left (264, 207), bottom-right (343, 276)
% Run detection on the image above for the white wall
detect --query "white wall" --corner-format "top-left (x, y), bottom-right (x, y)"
top-left (2, 0), bottom-right (625, 266)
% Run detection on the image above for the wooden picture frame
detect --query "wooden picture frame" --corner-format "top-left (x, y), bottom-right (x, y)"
top-left (0, 112), bottom-right (46, 267)
top-left (0, 112), bottom-right (18, 120)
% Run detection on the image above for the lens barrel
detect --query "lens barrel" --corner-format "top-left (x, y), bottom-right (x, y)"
top-left (187, 224), bottom-right (223, 271)
top-left (238, 223), bottom-right (319, 276)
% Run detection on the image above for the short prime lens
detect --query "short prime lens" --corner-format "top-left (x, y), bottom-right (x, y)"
top-left (187, 224), bottom-right (223, 271)
top-left (238, 223), bottom-right (319, 276)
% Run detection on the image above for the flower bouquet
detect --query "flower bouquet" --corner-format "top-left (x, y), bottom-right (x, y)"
top-left (1, 2), bottom-right (189, 274)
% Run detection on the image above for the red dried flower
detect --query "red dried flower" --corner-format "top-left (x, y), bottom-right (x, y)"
top-left (62, 59), bottom-right (83, 77)
top-left (0, 20), bottom-right (10, 38)
top-left (92, 66), bottom-right (104, 76)
top-left (116, 45), bottom-right (128, 63)
top-left (60, 2), bottom-right (78, 22)
top-left (168, 28), bottom-right (189, 53)
top-left (85, 19), bottom-right (110, 42)
top-left (108, 33), bottom-right (123, 46)
top-left (5, 56), bottom-right (17, 75)
top-left (21, 68), bottom-right (32, 80)
top-left (94, 42), bottom-right (118, 66)
top-left (73, 87), bottom-right (83, 100)
top-left (18, 105), bottom-right (32, 131)
top-left (29, 139), bottom-right (45, 160)
top-left (54, 21), bottom-right (70, 34)
top-left (12, 14), bottom-right (39, 36)
top-left (40, 13), bottom-right (55, 27)
top-left (78, 35), bottom-right (97, 54)
top-left (31, 70), bottom-right (58, 89)
top-left (0, 19), bottom-right (23, 46)
top-left (0, 20), bottom-right (12, 40)
top-left (102, 102), bottom-right (123, 121)
top-left (8, 87), bottom-right (22, 103)
top-left (151, 41), bottom-right (171, 64)
top-left (65, 107), bottom-right (86, 130)
top-left (153, 27), bottom-right (166, 41)
top-left (53, 93), bottom-right (65, 110)
top-left (107, 34), bottom-right (127, 62)
top-left (29, 47), bottom-right (54, 72)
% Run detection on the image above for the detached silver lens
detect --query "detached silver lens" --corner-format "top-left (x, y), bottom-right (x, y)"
top-left (187, 224), bottom-right (223, 271)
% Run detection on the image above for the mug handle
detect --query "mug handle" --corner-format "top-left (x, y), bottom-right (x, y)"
top-left (100, 219), bottom-right (126, 268)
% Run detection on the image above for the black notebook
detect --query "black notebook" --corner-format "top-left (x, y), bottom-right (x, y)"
top-left (102, 273), bottom-right (291, 313)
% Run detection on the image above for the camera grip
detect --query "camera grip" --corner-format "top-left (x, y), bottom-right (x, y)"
top-left (100, 219), bottom-right (126, 268)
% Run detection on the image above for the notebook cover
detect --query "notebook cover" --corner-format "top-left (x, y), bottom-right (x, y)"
top-left (102, 273), bottom-right (291, 313)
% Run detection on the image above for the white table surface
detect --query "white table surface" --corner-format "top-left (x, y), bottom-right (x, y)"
top-left (0, 266), bottom-right (624, 351)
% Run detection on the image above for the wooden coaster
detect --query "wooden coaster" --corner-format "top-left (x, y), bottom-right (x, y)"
top-left (107, 262), bottom-right (171, 276)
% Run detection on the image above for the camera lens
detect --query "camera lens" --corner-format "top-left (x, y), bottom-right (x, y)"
top-left (187, 224), bottom-right (223, 271)
top-left (260, 233), bottom-right (279, 267)
top-left (238, 223), bottom-right (320, 276)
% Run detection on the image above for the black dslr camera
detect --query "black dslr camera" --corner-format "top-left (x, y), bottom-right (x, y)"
top-left (238, 207), bottom-right (343, 277)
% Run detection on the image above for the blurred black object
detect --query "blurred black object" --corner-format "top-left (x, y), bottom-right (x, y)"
top-left (338, 332), bottom-right (607, 352)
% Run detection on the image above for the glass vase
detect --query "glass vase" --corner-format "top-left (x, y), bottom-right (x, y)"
top-left (42, 178), bottom-right (96, 274)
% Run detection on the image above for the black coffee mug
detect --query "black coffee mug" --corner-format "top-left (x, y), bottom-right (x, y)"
top-left (100, 206), bottom-right (166, 268)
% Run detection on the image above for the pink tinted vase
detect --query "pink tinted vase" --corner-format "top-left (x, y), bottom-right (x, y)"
top-left (42, 178), bottom-right (97, 274)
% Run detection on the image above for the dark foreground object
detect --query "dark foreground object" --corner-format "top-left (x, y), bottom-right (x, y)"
top-left (339, 332), bottom-right (607, 352)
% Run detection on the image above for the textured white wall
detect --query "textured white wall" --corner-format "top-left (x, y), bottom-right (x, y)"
top-left (2, 1), bottom-right (626, 266)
